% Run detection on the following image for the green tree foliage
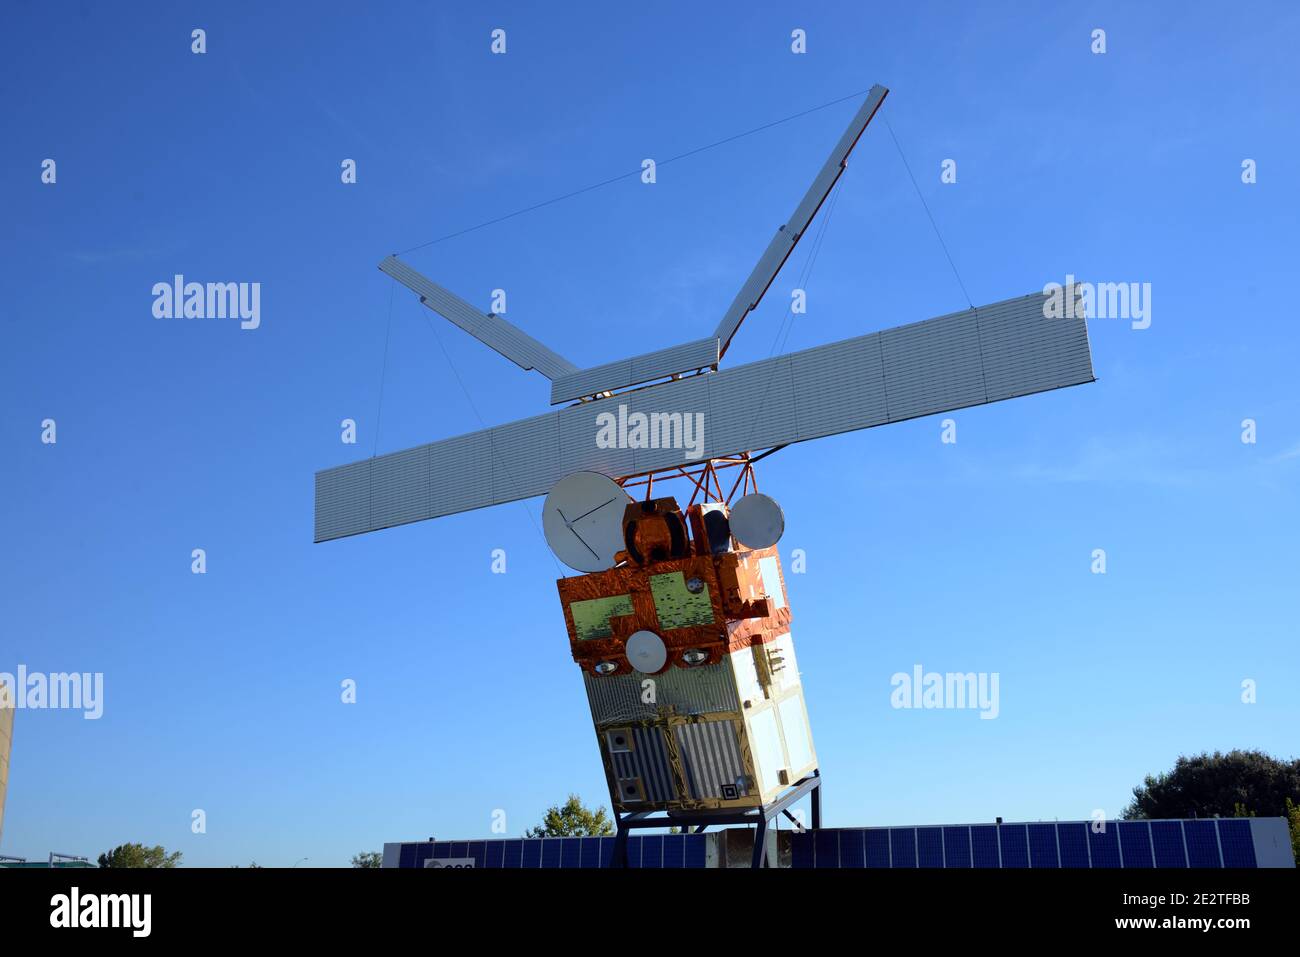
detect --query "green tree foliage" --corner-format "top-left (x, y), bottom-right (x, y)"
top-left (1122, 750), bottom-right (1299, 821)
top-left (97, 843), bottom-right (182, 869)
top-left (1123, 750), bottom-right (1300, 860)
top-left (1287, 798), bottom-right (1300, 862)
top-left (351, 851), bottom-right (383, 868)
top-left (524, 794), bottom-right (614, 838)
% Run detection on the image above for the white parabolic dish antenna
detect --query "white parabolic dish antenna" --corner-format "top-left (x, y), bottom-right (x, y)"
top-left (542, 471), bottom-right (632, 572)
top-left (625, 630), bottom-right (668, 673)
top-left (728, 492), bottom-right (785, 549)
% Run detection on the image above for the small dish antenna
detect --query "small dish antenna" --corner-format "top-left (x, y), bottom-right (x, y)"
top-left (625, 630), bottom-right (668, 673)
top-left (728, 492), bottom-right (785, 549)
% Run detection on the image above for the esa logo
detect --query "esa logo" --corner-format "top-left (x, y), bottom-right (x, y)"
top-left (424, 858), bottom-right (476, 869)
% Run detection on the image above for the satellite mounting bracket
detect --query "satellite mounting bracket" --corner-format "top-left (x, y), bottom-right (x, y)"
top-left (607, 768), bottom-right (822, 869)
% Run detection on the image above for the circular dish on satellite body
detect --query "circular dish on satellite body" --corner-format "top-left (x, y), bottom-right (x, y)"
top-left (542, 471), bottom-right (632, 573)
top-left (727, 492), bottom-right (785, 549)
top-left (625, 630), bottom-right (668, 674)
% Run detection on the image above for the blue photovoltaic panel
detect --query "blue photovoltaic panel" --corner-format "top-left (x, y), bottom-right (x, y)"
top-left (522, 839), bottom-right (542, 868)
top-left (1058, 823), bottom-right (1090, 868)
top-left (972, 826), bottom-right (1000, 868)
top-left (1183, 821), bottom-right (1221, 868)
top-left (917, 827), bottom-right (944, 868)
top-left (684, 833), bottom-right (707, 869)
top-left (1151, 821), bottom-right (1187, 868)
top-left (999, 825), bottom-right (1029, 868)
top-left (867, 829), bottom-right (891, 868)
top-left (561, 837), bottom-right (581, 868)
top-left (1028, 824), bottom-right (1059, 868)
top-left (890, 828), bottom-right (917, 868)
top-left (640, 834), bottom-right (663, 869)
top-left (816, 830), bottom-right (841, 868)
top-left (791, 831), bottom-right (813, 868)
top-left (541, 839), bottom-right (562, 868)
top-left (624, 835), bottom-right (642, 868)
top-left (387, 817), bottom-right (1291, 868)
top-left (942, 826), bottom-right (971, 868)
top-left (1118, 822), bottom-right (1154, 868)
top-left (840, 830), bottom-right (866, 868)
top-left (664, 834), bottom-right (686, 869)
top-left (1217, 820), bottom-right (1257, 867)
top-left (503, 840), bottom-right (523, 868)
top-left (1088, 826), bottom-right (1121, 868)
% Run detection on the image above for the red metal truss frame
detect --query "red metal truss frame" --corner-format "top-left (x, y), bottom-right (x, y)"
top-left (615, 447), bottom-right (784, 507)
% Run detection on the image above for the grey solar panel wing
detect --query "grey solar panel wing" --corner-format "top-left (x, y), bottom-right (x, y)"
top-left (379, 256), bottom-right (577, 379)
top-left (713, 84), bottom-right (889, 357)
top-left (315, 288), bottom-right (1092, 541)
top-left (549, 337), bottom-right (720, 404)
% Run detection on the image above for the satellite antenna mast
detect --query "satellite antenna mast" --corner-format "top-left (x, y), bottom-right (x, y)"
top-left (315, 84), bottom-right (1094, 867)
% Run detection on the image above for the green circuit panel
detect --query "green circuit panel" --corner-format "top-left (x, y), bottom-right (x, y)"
top-left (571, 594), bottom-right (635, 640)
top-left (650, 572), bottom-right (714, 629)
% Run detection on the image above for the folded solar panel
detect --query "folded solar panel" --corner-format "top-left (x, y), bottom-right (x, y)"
top-left (550, 337), bottom-right (721, 404)
top-left (316, 289), bottom-right (1094, 542)
top-left (379, 256), bottom-right (577, 379)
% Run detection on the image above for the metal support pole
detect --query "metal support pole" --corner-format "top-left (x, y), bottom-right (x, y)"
top-left (752, 817), bottom-right (768, 869)
top-left (811, 768), bottom-right (822, 831)
top-left (603, 770), bottom-right (821, 869)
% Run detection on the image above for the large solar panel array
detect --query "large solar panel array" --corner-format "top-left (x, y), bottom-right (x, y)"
top-left (390, 833), bottom-right (708, 869)
top-left (317, 289), bottom-right (1094, 541)
top-left (385, 818), bottom-right (1294, 868)
top-left (789, 819), bottom-right (1274, 869)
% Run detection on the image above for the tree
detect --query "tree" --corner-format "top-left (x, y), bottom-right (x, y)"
top-left (1122, 750), bottom-right (1299, 821)
top-left (524, 794), bottom-right (614, 838)
top-left (97, 843), bottom-right (182, 869)
top-left (351, 851), bottom-right (382, 868)
top-left (1287, 798), bottom-right (1300, 861)
top-left (1122, 749), bottom-right (1300, 861)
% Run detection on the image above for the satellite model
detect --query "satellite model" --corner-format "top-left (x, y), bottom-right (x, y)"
top-left (315, 84), bottom-right (1094, 866)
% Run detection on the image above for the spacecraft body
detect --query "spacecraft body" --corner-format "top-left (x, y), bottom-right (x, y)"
top-left (556, 497), bottom-right (816, 813)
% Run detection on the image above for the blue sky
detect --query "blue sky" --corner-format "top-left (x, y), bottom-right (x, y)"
top-left (2, 1), bottom-right (1297, 866)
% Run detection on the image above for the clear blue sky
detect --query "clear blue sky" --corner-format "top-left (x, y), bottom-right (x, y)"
top-left (2, 1), bottom-right (1296, 867)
